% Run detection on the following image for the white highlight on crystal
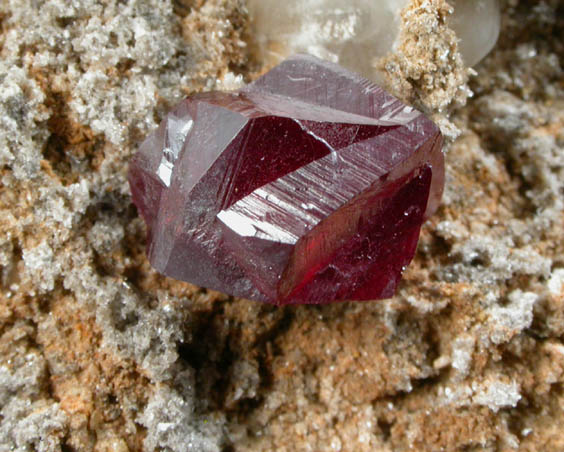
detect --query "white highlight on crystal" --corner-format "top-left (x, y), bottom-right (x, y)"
top-left (166, 117), bottom-right (193, 161)
top-left (217, 207), bottom-right (297, 244)
top-left (216, 209), bottom-right (258, 237)
top-left (217, 181), bottom-right (330, 245)
top-left (157, 118), bottom-right (194, 186)
top-left (157, 154), bottom-right (174, 186)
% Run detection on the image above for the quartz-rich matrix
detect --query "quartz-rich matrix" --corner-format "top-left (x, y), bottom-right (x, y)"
top-left (246, 0), bottom-right (500, 80)
top-left (129, 55), bottom-right (444, 305)
top-left (0, 0), bottom-right (562, 451)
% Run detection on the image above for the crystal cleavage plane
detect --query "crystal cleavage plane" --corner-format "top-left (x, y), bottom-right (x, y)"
top-left (128, 55), bottom-right (444, 305)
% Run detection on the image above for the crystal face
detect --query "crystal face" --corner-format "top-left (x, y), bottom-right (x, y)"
top-left (129, 55), bottom-right (444, 305)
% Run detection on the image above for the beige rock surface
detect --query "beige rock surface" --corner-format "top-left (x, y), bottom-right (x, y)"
top-left (0, 0), bottom-right (562, 451)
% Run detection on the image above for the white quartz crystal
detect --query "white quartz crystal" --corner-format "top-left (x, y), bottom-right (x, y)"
top-left (247, 0), bottom-right (408, 79)
top-left (247, 0), bottom-right (500, 76)
top-left (449, 0), bottom-right (501, 66)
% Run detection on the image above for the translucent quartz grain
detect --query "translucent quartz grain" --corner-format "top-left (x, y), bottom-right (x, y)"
top-left (246, 0), bottom-right (500, 75)
top-left (449, 0), bottom-right (501, 66)
top-left (129, 55), bottom-right (444, 305)
top-left (247, 0), bottom-right (408, 80)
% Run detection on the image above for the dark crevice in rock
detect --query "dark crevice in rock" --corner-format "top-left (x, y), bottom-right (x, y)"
top-left (36, 73), bottom-right (104, 186)
top-left (173, 0), bottom-right (196, 18)
top-left (60, 442), bottom-right (75, 452)
top-left (377, 417), bottom-right (393, 441)
top-left (255, 309), bottom-right (294, 372)
top-left (177, 302), bottom-right (234, 411)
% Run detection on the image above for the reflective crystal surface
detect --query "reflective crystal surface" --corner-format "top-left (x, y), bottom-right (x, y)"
top-left (129, 55), bottom-right (444, 305)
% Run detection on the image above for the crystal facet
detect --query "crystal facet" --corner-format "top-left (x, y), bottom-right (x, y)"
top-left (129, 55), bottom-right (444, 305)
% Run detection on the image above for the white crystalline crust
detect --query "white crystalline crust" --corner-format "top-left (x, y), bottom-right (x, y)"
top-left (138, 371), bottom-right (224, 452)
top-left (0, 325), bottom-right (67, 452)
top-left (0, 0), bottom-right (562, 451)
top-left (438, 378), bottom-right (522, 412)
top-left (0, 65), bottom-right (49, 180)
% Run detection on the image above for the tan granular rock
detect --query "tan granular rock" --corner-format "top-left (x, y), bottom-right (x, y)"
top-left (0, 0), bottom-right (562, 451)
top-left (380, 0), bottom-right (471, 110)
top-left (378, 0), bottom-right (473, 140)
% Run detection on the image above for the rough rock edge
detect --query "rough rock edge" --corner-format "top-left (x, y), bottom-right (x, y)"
top-left (378, 0), bottom-right (473, 140)
top-left (0, 0), bottom-right (562, 451)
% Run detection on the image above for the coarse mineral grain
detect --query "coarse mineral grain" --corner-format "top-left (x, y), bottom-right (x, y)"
top-left (129, 55), bottom-right (444, 304)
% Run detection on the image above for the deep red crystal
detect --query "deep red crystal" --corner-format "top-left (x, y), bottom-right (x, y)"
top-left (129, 55), bottom-right (444, 305)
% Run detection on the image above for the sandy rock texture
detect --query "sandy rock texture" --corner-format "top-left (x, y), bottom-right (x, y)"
top-left (0, 0), bottom-right (562, 451)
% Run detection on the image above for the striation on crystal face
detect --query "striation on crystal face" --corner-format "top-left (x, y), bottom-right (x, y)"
top-left (129, 55), bottom-right (444, 305)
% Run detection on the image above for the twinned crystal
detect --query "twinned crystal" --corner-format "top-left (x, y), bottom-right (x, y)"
top-left (129, 55), bottom-right (444, 305)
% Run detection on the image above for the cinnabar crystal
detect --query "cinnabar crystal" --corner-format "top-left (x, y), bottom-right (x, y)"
top-left (128, 54), bottom-right (444, 305)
